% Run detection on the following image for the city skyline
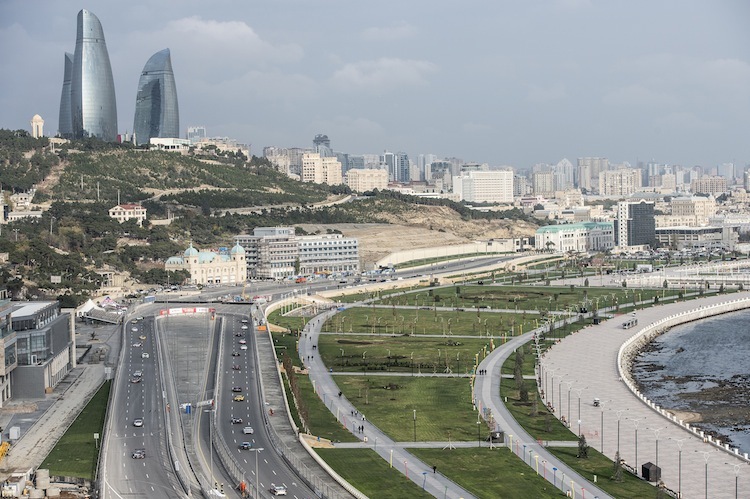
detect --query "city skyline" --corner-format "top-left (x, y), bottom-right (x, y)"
top-left (2, 1), bottom-right (749, 167)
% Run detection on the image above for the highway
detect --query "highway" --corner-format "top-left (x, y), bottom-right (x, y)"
top-left (213, 311), bottom-right (314, 498)
top-left (100, 316), bottom-right (183, 498)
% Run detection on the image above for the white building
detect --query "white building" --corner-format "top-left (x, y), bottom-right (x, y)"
top-left (150, 137), bottom-right (191, 152)
top-left (599, 169), bottom-right (641, 196)
top-left (345, 168), bottom-right (389, 192)
top-left (302, 153), bottom-right (343, 185)
top-left (298, 234), bottom-right (360, 275)
top-left (165, 243), bottom-right (247, 285)
top-left (452, 170), bottom-right (514, 204)
top-left (534, 222), bottom-right (615, 253)
top-left (109, 204), bottom-right (147, 226)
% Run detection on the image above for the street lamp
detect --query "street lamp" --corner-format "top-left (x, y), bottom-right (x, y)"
top-left (671, 437), bottom-right (686, 498)
top-left (727, 462), bottom-right (742, 499)
top-left (250, 447), bottom-right (264, 499)
top-left (476, 419), bottom-right (481, 448)
top-left (697, 450), bottom-right (712, 499)
top-left (650, 427), bottom-right (666, 469)
top-left (616, 409), bottom-right (627, 455)
top-left (413, 409), bottom-right (417, 442)
top-left (632, 418), bottom-right (644, 469)
top-left (573, 387), bottom-right (586, 436)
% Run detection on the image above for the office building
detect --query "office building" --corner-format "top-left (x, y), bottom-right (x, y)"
top-left (671, 197), bottom-right (716, 225)
top-left (0, 291), bottom-right (15, 407)
top-left (534, 222), bottom-right (615, 253)
top-left (165, 243), bottom-right (246, 285)
top-left (133, 49), bottom-right (179, 145)
top-left (453, 170), bottom-right (514, 203)
top-left (655, 226), bottom-right (737, 251)
top-left (395, 152), bottom-right (410, 183)
top-left (691, 176), bottom-right (728, 196)
top-left (345, 168), bottom-right (389, 192)
top-left (59, 10), bottom-right (117, 141)
top-left (599, 169), bottom-right (641, 196)
top-left (301, 153), bottom-right (343, 185)
top-left (615, 200), bottom-right (656, 249)
top-left (313, 134), bottom-right (333, 157)
top-left (11, 302), bottom-right (76, 399)
top-left (298, 234), bottom-right (359, 275)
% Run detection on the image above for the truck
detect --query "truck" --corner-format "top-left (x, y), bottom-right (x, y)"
top-left (295, 277), bottom-right (307, 283)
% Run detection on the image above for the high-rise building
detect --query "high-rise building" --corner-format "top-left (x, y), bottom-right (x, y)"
top-left (532, 172), bottom-right (555, 197)
top-left (313, 134), bottom-right (333, 157)
top-left (691, 176), bottom-right (728, 196)
top-left (59, 10), bottom-right (118, 141)
top-left (133, 49), bottom-right (179, 145)
top-left (395, 152), bottom-right (410, 183)
top-left (301, 153), bottom-right (343, 185)
top-left (187, 126), bottom-right (207, 144)
top-left (452, 170), bottom-right (514, 203)
top-left (615, 200), bottom-right (656, 249)
top-left (58, 53), bottom-right (74, 138)
top-left (598, 169), bottom-right (641, 196)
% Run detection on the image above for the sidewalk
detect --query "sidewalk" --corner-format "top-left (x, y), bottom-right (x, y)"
top-left (300, 311), bottom-right (476, 499)
top-left (0, 364), bottom-right (106, 475)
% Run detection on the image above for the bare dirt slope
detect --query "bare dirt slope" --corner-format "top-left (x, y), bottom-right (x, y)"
top-left (298, 205), bottom-right (537, 268)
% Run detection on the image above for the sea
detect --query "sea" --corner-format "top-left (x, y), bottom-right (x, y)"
top-left (632, 309), bottom-right (750, 453)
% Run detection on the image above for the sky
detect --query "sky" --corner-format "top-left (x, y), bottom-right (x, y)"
top-left (1, 1), bottom-right (749, 169)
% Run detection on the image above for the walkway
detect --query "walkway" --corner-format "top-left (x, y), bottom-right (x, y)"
top-left (299, 311), bottom-right (477, 499)
top-left (535, 291), bottom-right (750, 499)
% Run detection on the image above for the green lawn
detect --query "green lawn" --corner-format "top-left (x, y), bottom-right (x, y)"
top-left (337, 376), bottom-right (478, 441)
top-left (41, 380), bottom-right (111, 479)
top-left (548, 446), bottom-right (660, 498)
top-left (411, 448), bottom-right (565, 499)
top-left (315, 448), bottom-right (433, 499)
top-left (295, 375), bottom-right (358, 442)
top-left (499, 375), bottom-right (576, 442)
top-left (318, 333), bottom-right (498, 374)
top-left (322, 306), bottom-right (537, 338)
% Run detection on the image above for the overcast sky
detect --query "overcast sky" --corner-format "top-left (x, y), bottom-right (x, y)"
top-left (1, 1), bottom-right (749, 169)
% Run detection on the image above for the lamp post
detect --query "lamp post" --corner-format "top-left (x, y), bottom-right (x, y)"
top-left (671, 437), bottom-right (686, 498)
top-left (251, 447), bottom-right (264, 499)
top-left (476, 419), bottom-right (481, 447)
top-left (566, 381), bottom-right (575, 425)
top-left (616, 409), bottom-right (626, 455)
top-left (632, 418), bottom-right (643, 468)
top-left (727, 462), bottom-right (741, 499)
top-left (413, 409), bottom-right (417, 442)
top-left (697, 450), bottom-right (712, 499)
top-left (558, 374), bottom-right (568, 417)
top-left (573, 387), bottom-right (585, 436)
top-left (650, 427), bottom-right (665, 469)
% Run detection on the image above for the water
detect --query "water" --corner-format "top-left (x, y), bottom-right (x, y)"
top-left (632, 309), bottom-right (750, 453)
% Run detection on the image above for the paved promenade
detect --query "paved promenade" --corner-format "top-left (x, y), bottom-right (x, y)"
top-left (534, 291), bottom-right (750, 499)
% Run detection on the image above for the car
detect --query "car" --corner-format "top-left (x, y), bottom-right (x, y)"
top-left (269, 484), bottom-right (287, 496)
top-left (240, 344), bottom-right (248, 350)
top-left (232, 386), bottom-right (242, 392)
top-left (130, 376), bottom-right (142, 384)
top-left (235, 332), bottom-right (243, 337)
top-left (142, 352), bottom-right (149, 359)
top-left (239, 339), bottom-right (247, 344)
top-left (241, 325), bottom-right (249, 330)
top-left (136, 316), bottom-right (144, 321)
top-left (232, 365), bottom-right (241, 371)
top-left (233, 394), bottom-right (245, 402)
top-left (243, 426), bottom-right (254, 434)
top-left (232, 352), bottom-right (240, 357)
top-left (239, 442), bottom-right (252, 450)
top-left (242, 319), bottom-right (248, 324)
top-left (132, 342), bottom-right (142, 348)
top-left (139, 335), bottom-right (146, 340)
top-left (131, 449), bottom-right (146, 459)
top-left (131, 327), bottom-right (138, 332)
top-left (134, 370), bottom-right (142, 377)
top-left (231, 417), bottom-right (243, 424)
top-left (133, 418), bottom-right (144, 427)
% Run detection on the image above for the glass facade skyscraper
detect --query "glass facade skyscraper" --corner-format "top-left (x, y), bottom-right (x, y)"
top-left (58, 53), bottom-right (74, 138)
top-left (133, 49), bottom-right (180, 145)
top-left (59, 10), bottom-right (118, 141)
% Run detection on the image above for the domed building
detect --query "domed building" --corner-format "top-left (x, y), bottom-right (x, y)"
top-left (165, 243), bottom-right (246, 285)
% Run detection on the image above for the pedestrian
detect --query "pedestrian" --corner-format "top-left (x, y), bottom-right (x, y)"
top-left (432, 465), bottom-right (437, 473)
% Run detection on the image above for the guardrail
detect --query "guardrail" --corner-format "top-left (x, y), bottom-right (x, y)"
top-left (617, 296), bottom-right (750, 463)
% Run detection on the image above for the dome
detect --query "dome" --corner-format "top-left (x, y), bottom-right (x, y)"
top-left (184, 243), bottom-right (199, 257)
top-left (32, 114), bottom-right (43, 122)
top-left (230, 243), bottom-right (245, 254)
top-left (165, 256), bottom-right (183, 265)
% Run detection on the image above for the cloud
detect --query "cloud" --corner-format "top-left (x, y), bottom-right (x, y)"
top-left (526, 83), bottom-right (567, 103)
top-left (602, 84), bottom-right (679, 109)
top-left (330, 57), bottom-right (437, 93)
top-left (361, 21), bottom-right (416, 42)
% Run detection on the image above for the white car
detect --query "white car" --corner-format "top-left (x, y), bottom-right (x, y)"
top-left (241, 325), bottom-right (249, 330)
top-left (243, 426), bottom-right (254, 434)
top-left (132, 342), bottom-right (142, 348)
top-left (142, 352), bottom-right (149, 359)
top-left (131, 327), bottom-right (138, 332)
top-left (269, 484), bottom-right (287, 496)
top-left (240, 344), bottom-right (248, 350)
top-left (133, 418), bottom-right (144, 427)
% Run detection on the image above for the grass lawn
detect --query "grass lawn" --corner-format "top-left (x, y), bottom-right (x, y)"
top-left (271, 329), bottom-right (302, 368)
top-left (315, 448), bottom-right (433, 499)
top-left (548, 446), bottom-right (659, 498)
top-left (295, 374), bottom-right (358, 442)
top-left (318, 333), bottom-right (498, 374)
top-left (411, 448), bottom-right (565, 498)
top-left (323, 306), bottom-right (537, 338)
top-left (499, 376), bottom-right (576, 442)
top-left (41, 380), bottom-right (111, 479)
top-left (337, 376), bottom-right (478, 441)
top-left (267, 309), bottom-right (307, 334)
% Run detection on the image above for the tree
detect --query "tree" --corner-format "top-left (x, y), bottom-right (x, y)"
top-left (612, 451), bottom-right (623, 482)
top-left (519, 381), bottom-right (529, 402)
top-left (584, 278), bottom-right (589, 287)
top-left (577, 434), bottom-right (589, 458)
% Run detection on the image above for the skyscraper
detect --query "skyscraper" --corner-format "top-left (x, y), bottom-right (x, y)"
top-left (133, 49), bottom-right (180, 145)
top-left (58, 53), bottom-right (73, 138)
top-left (59, 10), bottom-right (118, 141)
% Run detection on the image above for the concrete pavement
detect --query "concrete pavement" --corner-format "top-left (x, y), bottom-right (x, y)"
top-left (538, 291), bottom-right (750, 499)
